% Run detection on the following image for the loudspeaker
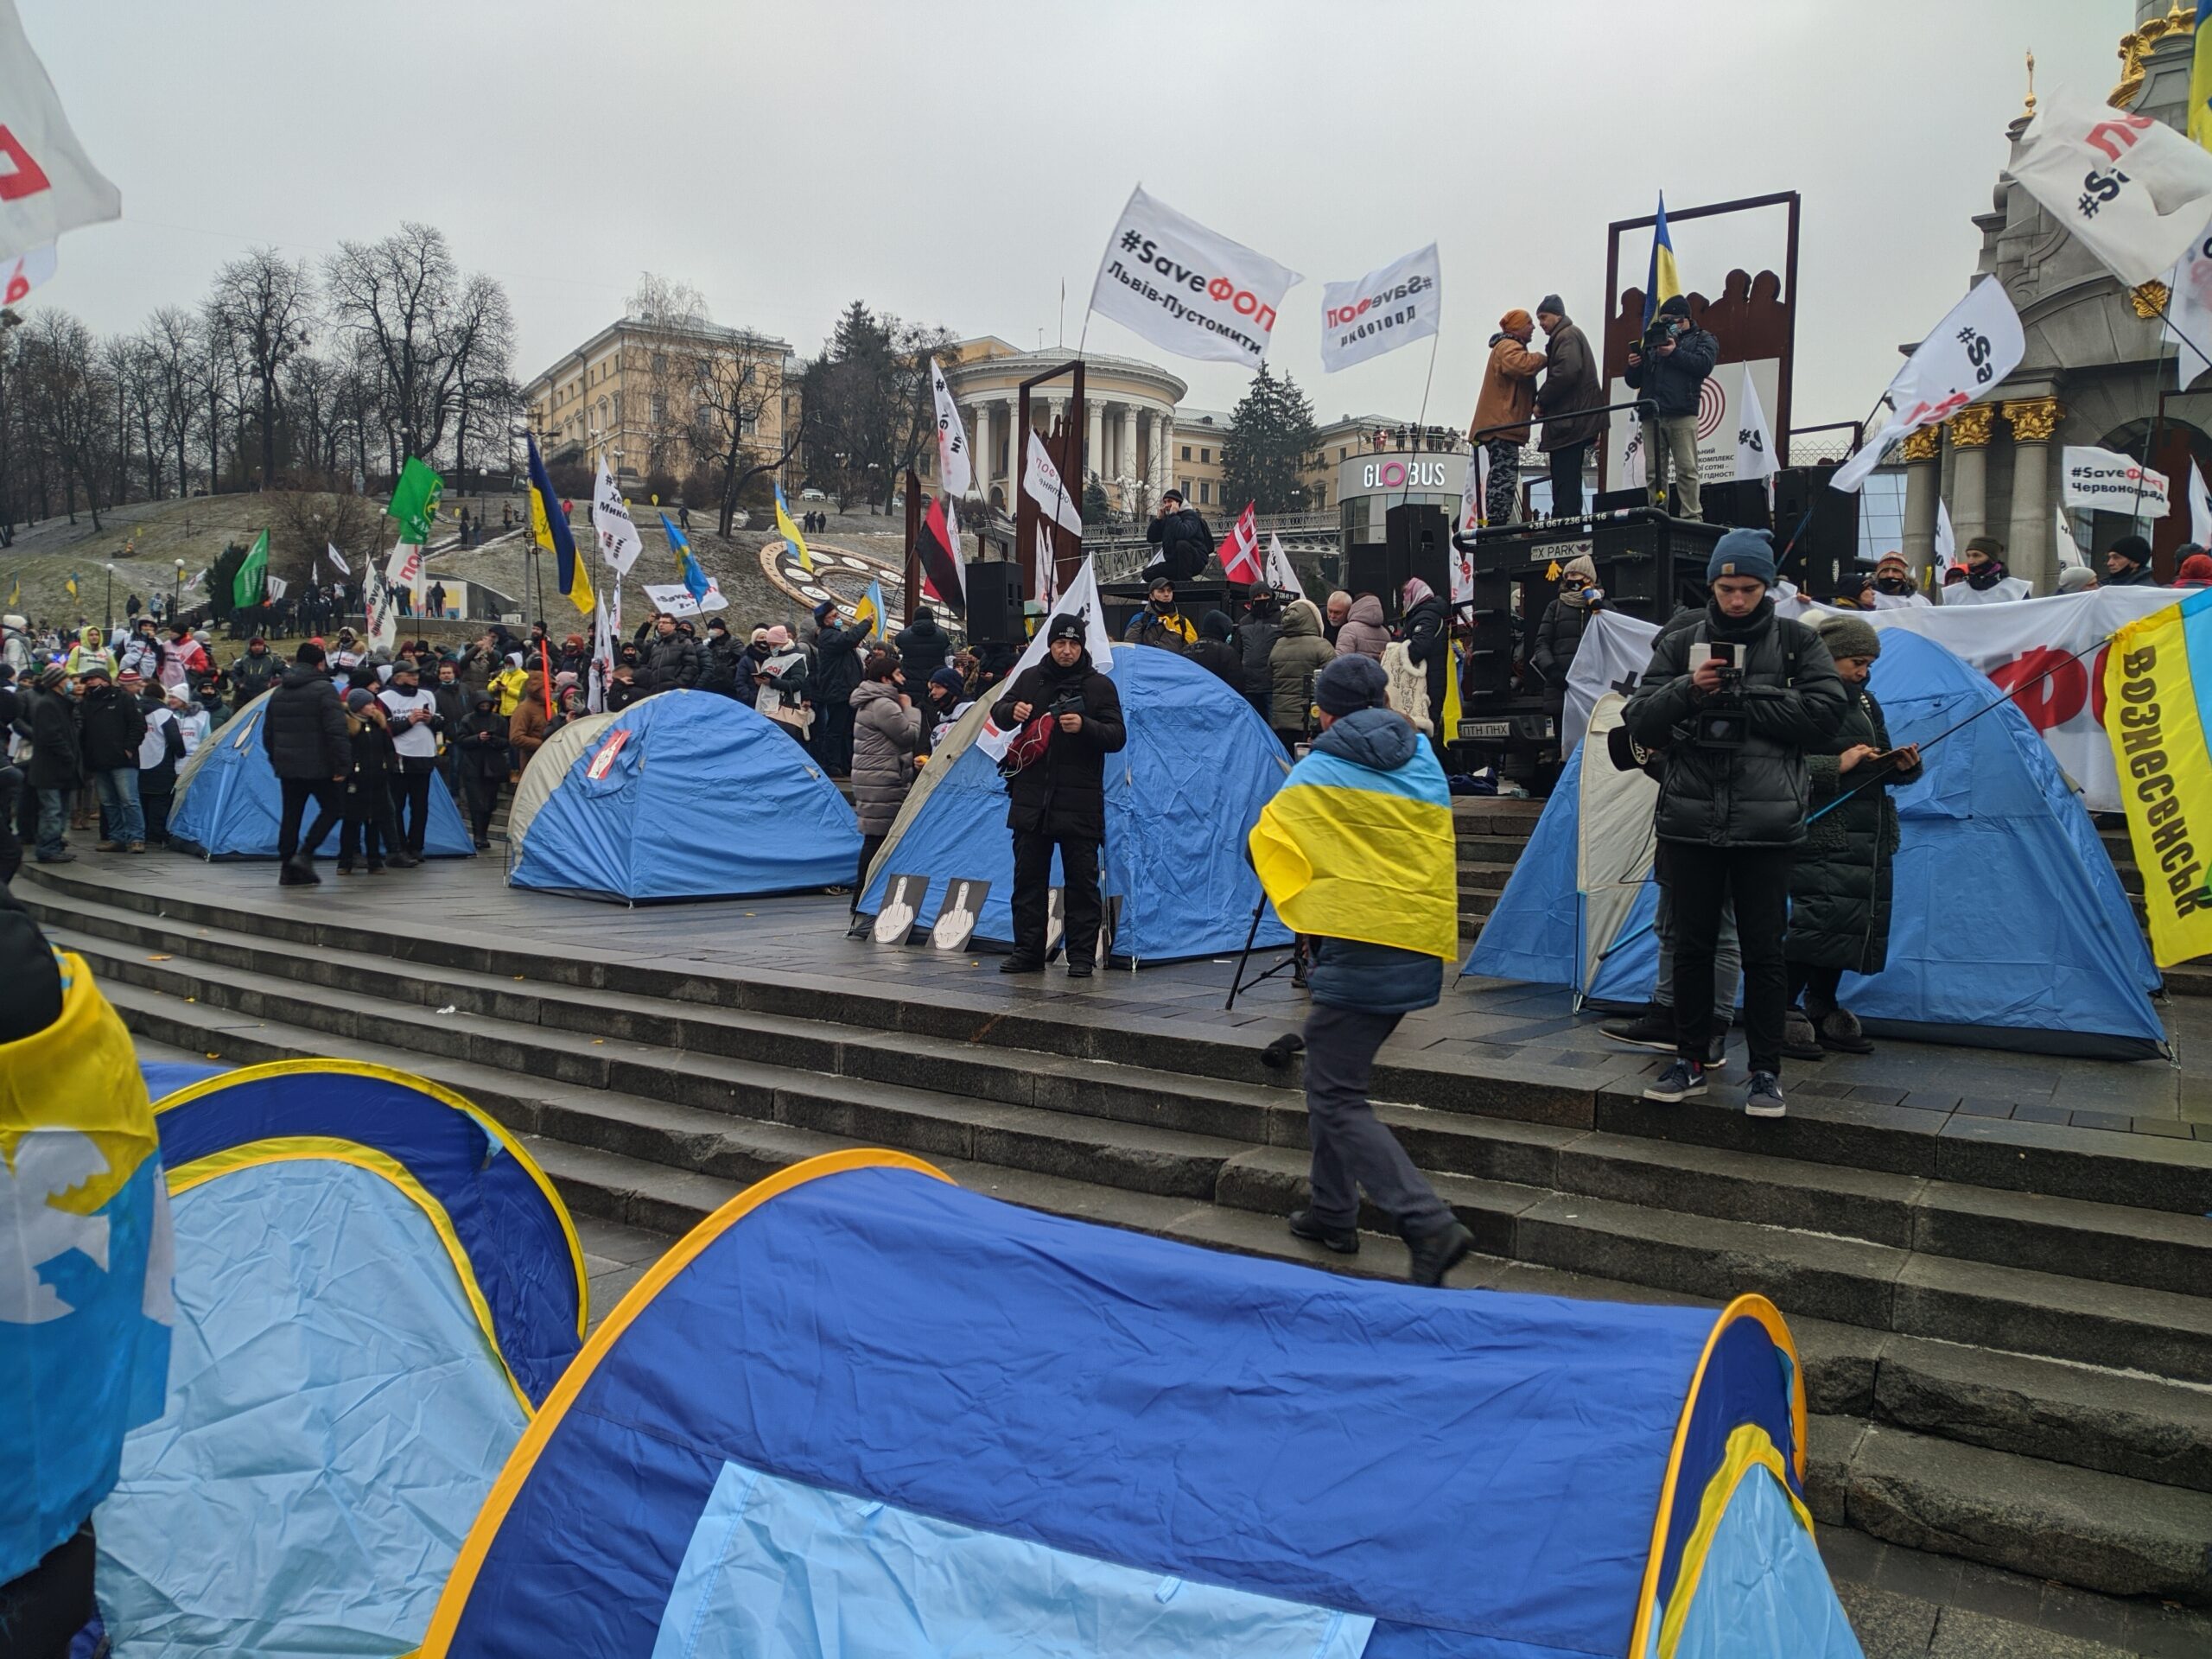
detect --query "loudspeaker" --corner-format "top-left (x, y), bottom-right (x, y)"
top-left (1386, 504), bottom-right (1451, 604)
top-left (1772, 465), bottom-right (1859, 598)
top-left (963, 559), bottom-right (1027, 645)
top-left (1345, 544), bottom-right (1393, 603)
top-left (1701, 479), bottom-right (1772, 532)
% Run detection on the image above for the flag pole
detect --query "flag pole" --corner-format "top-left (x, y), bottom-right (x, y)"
top-left (1397, 326), bottom-right (1444, 512)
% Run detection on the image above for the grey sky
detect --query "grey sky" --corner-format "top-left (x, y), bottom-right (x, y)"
top-left (22, 0), bottom-right (2126, 437)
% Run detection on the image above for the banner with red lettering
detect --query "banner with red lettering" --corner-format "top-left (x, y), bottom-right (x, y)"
top-left (1089, 186), bottom-right (1301, 366)
top-left (1567, 588), bottom-right (2183, 811)
top-left (0, 3), bottom-right (119, 264)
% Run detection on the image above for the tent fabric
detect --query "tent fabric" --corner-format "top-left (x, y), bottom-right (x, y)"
top-left (505, 709), bottom-right (616, 852)
top-left (648, 1458), bottom-right (1375, 1659)
top-left (148, 1061), bottom-right (586, 1405)
top-left (423, 1153), bottom-right (1843, 1659)
top-left (507, 690), bottom-right (860, 904)
top-left (855, 648), bottom-right (1291, 963)
top-left (136, 1058), bottom-right (226, 1098)
top-left (165, 689), bottom-right (475, 861)
top-left (1576, 695), bottom-right (1657, 990)
top-left (94, 1159), bottom-right (532, 1658)
top-left (1470, 631), bottom-right (2165, 1058)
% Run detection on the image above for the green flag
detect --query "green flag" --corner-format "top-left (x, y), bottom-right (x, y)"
top-left (232, 530), bottom-right (269, 609)
top-left (386, 457), bottom-right (443, 544)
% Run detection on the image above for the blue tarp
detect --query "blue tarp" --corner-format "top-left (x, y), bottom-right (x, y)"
top-left (857, 648), bottom-right (1289, 963)
top-left (1469, 631), bottom-right (2165, 1058)
top-left (166, 690), bottom-right (474, 861)
top-left (429, 1159), bottom-right (1851, 1659)
top-left (509, 690), bottom-right (861, 903)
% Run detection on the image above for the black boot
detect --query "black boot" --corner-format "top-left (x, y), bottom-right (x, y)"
top-left (1406, 1221), bottom-right (1475, 1288)
top-left (1287, 1209), bottom-right (1358, 1255)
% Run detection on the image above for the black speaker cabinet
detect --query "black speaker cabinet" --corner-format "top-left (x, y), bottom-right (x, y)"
top-left (1771, 465), bottom-right (1859, 598)
top-left (1344, 544), bottom-right (1393, 604)
top-left (963, 559), bottom-right (1027, 645)
top-left (1701, 478), bottom-right (1772, 532)
top-left (1386, 503), bottom-right (1451, 607)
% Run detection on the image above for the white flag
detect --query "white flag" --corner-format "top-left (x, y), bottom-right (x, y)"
top-left (1934, 500), bottom-right (1956, 572)
top-left (1831, 277), bottom-right (2024, 493)
top-left (363, 563), bottom-right (396, 652)
top-left (1319, 242), bottom-right (1440, 373)
top-left (264, 574), bottom-right (287, 601)
top-left (0, 3), bottom-right (120, 264)
top-left (2063, 445), bottom-right (2171, 518)
top-left (2011, 94), bottom-right (2212, 287)
top-left (642, 581), bottom-right (702, 617)
top-left (588, 591), bottom-right (613, 714)
top-left (592, 460), bottom-right (642, 575)
top-left (1621, 412), bottom-right (1647, 493)
top-left (1033, 518), bottom-right (1058, 609)
top-left (1023, 429), bottom-right (1085, 537)
top-left (325, 541), bottom-right (348, 576)
top-left (1734, 361), bottom-right (1778, 481)
top-left (1014, 555), bottom-right (1112, 679)
top-left (2164, 216), bottom-right (2212, 375)
top-left (2192, 461), bottom-right (2212, 550)
top-left (928, 356), bottom-right (971, 497)
top-left (1088, 185), bottom-right (1301, 367)
top-left (0, 241), bottom-right (54, 306)
top-left (385, 541), bottom-right (425, 604)
top-left (1459, 445), bottom-right (1484, 536)
top-left (1264, 531), bottom-right (1307, 603)
top-left (2056, 505), bottom-right (2086, 569)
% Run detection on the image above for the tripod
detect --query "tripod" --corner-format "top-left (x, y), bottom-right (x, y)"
top-left (1224, 900), bottom-right (1306, 1011)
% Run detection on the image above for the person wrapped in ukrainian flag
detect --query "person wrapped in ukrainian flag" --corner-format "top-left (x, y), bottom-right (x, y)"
top-left (0, 889), bottom-right (173, 1653)
top-left (1248, 653), bottom-right (1475, 1287)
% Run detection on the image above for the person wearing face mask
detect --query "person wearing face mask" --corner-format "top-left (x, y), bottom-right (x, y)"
top-left (1529, 555), bottom-right (1599, 690)
top-left (1123, 575), bottom-right (1197, 653)
top-left (2101, 533), bottom-right (2161, 589)
top-left (452, 687), bottom-right (510, 850)
top-left (1942, 536), bottom-right (2032, 605)
top-left (1868, 552), bottom-right (1929, 609)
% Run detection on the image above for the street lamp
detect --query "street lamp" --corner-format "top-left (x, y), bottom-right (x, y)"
top-left (104, 562), bottom-right (115, 633)
top-left (173, 559), bottom-right (185, 620)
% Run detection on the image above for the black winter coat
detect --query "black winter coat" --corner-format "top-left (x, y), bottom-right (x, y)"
top-left (1529, 598), bottom-right (1591, 690)
top-left (77, 683), bottom-right (148, 772)
top-left (230, 649), bottom-right (280, 701)
top-left (1236, 614), bottom-right (1281, 699)
top-left (1623, 598), bottom-right (1847, 848)
top-left (26, 688), bottom-right (81, 790)
top-left (989, 653), bottom-right (1128, 839)
top-left (893, 615), bottom-right (953, 671)
top-left (1623, 323), bottom-right (1719, 420)
top-left (2103, 563), bottom-right (2160, 588)
top-left (1145, 508), bottom-right (1215, 581)
top-left (639, 633), bottom-right (702, 694)
top-left (1402, 594), bottom-right (1450, 721)
top-left (811, 622), bottom-right (865, 703)
top-left (1186, 638), bottom-right (1244, 689)
top-left (1535, 319), bottom-right (1605, 453)
top-left (138, 703), bottom-right (186, 792)
top-left (454, 705), bottom-right (512, 776)
top-left (698, 635), bottom-right (743, 696)
top-left (262, 664), bottom-right (350, 780)
top-left (1787, 683), bottom-right (1922, 974)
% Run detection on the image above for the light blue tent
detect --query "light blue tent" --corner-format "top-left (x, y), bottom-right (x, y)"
top-left (166, 687), bottom-right (474, 860)
top-left (423, 1153), bottom-right (1859, 1659)
top-left (1470, 630), bottom-right (2165, 1058)
top-left (856, 647), bottom-right (1290, 964)
top-left (505, 690), bottom-right (861, 903)
top-left (95, 1061), bottom-right (585, 1657)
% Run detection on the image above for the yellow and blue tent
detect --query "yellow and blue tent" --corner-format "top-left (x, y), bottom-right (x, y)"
top-left (92, 1061), bottom-right (586, 1657)
top-left (419, 1152), bottom-right (1859, 1659)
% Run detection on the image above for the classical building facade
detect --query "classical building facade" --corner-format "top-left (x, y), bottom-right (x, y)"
top-left (519, 317), bottom-right (797, 487)
top-left (934, 340), bottom-right (1185, 513)
top-left (1902, 1), bottom-right (2209, 589)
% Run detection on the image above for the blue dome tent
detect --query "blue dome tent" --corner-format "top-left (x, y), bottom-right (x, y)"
top-left (505, 690), bottom-right (861, 904)
top-left (856, 647), bottom-right (1290, 963)
top-left (94, 1062), bottom-right (586, 1657)
top-left (1470, 630), bottom-right (2164, 1058)
top-left (418, 1152), bottom-right (1858, 1659)
top-left (166, 688), bottom-right (475, 860)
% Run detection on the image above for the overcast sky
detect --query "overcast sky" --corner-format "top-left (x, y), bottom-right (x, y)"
top-left (22, 0), bottom-right (2126, 435)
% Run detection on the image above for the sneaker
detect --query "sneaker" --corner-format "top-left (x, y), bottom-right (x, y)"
top-left (1745, 1071), bottom-right (1787, 1117)
top-left (1782, 1009), bottom-right (1826, 1062)
top-left (1287, 1209), bottom-right (1359, 1255)
top-left (1643, 1058), bottom-right (1707, 1103)
top-left (1818, 1007), bottom-right (1874, 1055)
top-left (35, 851), bottom-right (76, 864)
top-left (124, 842), bottom-right (145, 854)
top-left (94, 840), bottom-right (120, 853)
top-left (1602, 1009), bottom-right (1676, 1052)
top-left (1406, 1220), bottom-right (1476, 1287)
top-left (385, 853), bottom-right (421, 869)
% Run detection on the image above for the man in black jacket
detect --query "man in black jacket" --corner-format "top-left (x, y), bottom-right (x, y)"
top-left (1622, 530), bottom-right (1845, 1117)
top-left (229, 637), bottom-right (280, 702)
top-left (989, 614), bottom-right (1128, 976)
top-left (639, 613), bottom-right (702, 695)
top-left (809, 601), bottom-right (865, 776)
top-left (74, 665), bottom-right (148, 852)
top-left (25, 666), bottom-right (82, 864)
top-left (697, 618), bottom-right (743, 697)
top-left (893, 606), bottom-right (954, 672)
top-left (1144, 489), bottom-right (1214, 581)
top-left (1534, 296), bottom-right (1605, 518)
top-left (2102, 534), bottom-right (2161, 588)
top-left (261, 642), bottom-right (351, 885)
top-left (1624, 295), bottom-right (1719, 521)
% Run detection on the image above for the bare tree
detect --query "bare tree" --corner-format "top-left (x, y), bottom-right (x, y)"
top-left (139, 306), bottom-right (201, 497)
top-left (442, 273), bottom-right (514, 491)
top-left (21, 310), bottom-right (111, 529)
top-left (207, 248), bottom-right (316, 489)
top-left (628, 272), bottom-right (712, 478)
top-left (327, 223), bottom-right (480, 469)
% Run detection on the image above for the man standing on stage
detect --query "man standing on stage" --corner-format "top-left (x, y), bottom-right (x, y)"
top-left (1533, 296), bottom-right (1605, 519)
top-left (1624, 296), bottom-right (1718, 521)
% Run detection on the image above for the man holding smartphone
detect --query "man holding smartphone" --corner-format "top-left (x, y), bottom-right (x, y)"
top-left (1622, 530), bottom-right (1844, 1116)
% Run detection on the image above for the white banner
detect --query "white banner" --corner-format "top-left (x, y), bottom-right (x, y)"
top-left (1605, 356), bottom-right (1778, 497)
top-left (1023, 429), bottom-right (1085, 537)
top-left (642, 581), bottom-right (707, 617)
top-left (1319, 242), bottom-right (1440, 373)
top-left (0, 241), bottom-right (53, 306)
top-left (1734, 360), bottom-right (1777, 482)
top-left (363, 563), bottom-right (396, 653)
top-left (1088, 185), bottom-right (1300, 367)
top-left (1832, 277), bottom-right (2024, 493)
top-left (0, 2), bottom-right (120, 264)
top-left (2164, 216), bottom-right (2212, 375)
top-left (928, 355), bottom-right (971, 497)
top-left (325, 541), bottom-right (348, 576)
top-left (588, 590), bottom-right (613, 714)
top-left (2062, 445), bottom-right (2171, 518)
top-left (1264, 531), bottom-right (1307, 604)
top-left (2192, 461), bottom-right (2212, 550)
top-left (1459, 444), bottom-right (1484, 537)
top-left (264, 574), bottom-right (287, 601)
top-left (1566, 587), bottom-right (2185, 811)
top-left (385, 541), bottom-right (424, 603)
top-left (592, 460), bottom-right (642, 575)
top-left (1935, 499), bottom-right (1956, 571)
top-left (2012, 94), bottom-right (2212, 288)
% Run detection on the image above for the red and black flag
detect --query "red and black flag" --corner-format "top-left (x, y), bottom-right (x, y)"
top-left (918, 494), bottom-right (965, 613)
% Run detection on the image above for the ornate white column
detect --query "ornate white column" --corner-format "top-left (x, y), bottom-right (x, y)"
top-left (1121, 405), bottom-right (1140, 500)
top-left (2004, 396), bottom-right (2064, 594)
top-left (1900, 425), bottom-right (1941, 576)
top-left (1946, 405), bottom-right (1996, 548)
top-left (1156, 410), bottom-right (1175, 496)
top-left (1087, 399), bottom-right (1104, 480)
top-left (969, 403), bottom-right (991, 497)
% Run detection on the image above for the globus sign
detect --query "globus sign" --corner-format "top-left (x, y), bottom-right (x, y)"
top-left (1337, 449), bottom-right (1466, 502)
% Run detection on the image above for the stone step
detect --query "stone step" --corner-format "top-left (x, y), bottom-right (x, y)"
top-left (1452, 834), bottom-right (1538, 861)
top-left (1453, 859), bottom-right (1516, 893)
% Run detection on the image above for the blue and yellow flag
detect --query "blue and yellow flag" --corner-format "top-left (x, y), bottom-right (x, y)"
top-left (1, 950), bottom-right (173, 1581)
top-left (1248, 731), bottom-right (1459, 962)
top-left (526, 435), bottom-right (592, 617)
top-left (853, 577), bottom-right (887, 638)
top-left (64, 570), bottom-right (79, 601)
top-left (1643, 192), bottom-right (1681, 331)
top-left (2194, 3), bottom-right (2212, 153)
top-left (774, 484), bottom-right (814, 575)
top-left (2105, 591), bottom-right (2212, 966)
top-left (661, 512), bottom-right (712, 606)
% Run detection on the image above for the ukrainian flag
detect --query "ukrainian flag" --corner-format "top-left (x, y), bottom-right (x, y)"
top-left (1, 950), bottom-right (173, 1582)
top-left (2105, 589), bottom-right (2212, 966)
top-left (526, 435), bottom-right (592, 618)
top-left (1643, 191), bottom-right (1682, 331)
top-left (853, 576), bottom-right (886, 638)
top-left (1249, 734), bottom-right (1460, 962)
top-left (2194, 2), bottom-right (2212, 153)
top-left (775, 485), bottom-right (814, 575)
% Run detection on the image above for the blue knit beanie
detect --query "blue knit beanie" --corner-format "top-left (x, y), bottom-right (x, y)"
top-left (1314, 652), bottom-right (1390, 716)
top-left (1707, 528), bottom-right (1777, 587)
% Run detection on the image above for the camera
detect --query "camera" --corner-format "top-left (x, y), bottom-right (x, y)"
top-left (1641, 316), bottom-right (1681, 354)
top-left (1692, 645), bottom-right (1746, 750)
top-left (1046, 689), bottom-right (1087, 721)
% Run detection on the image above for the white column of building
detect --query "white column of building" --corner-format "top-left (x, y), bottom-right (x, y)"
top-left (966, 403), bottom-right (988, 498)
top-left (1121, 405), bottom-right (1140, 498)
top-left (1087, 400), bottom-right (1105, 480)
top-left (1151, 410), bottom-right (1173, 497)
